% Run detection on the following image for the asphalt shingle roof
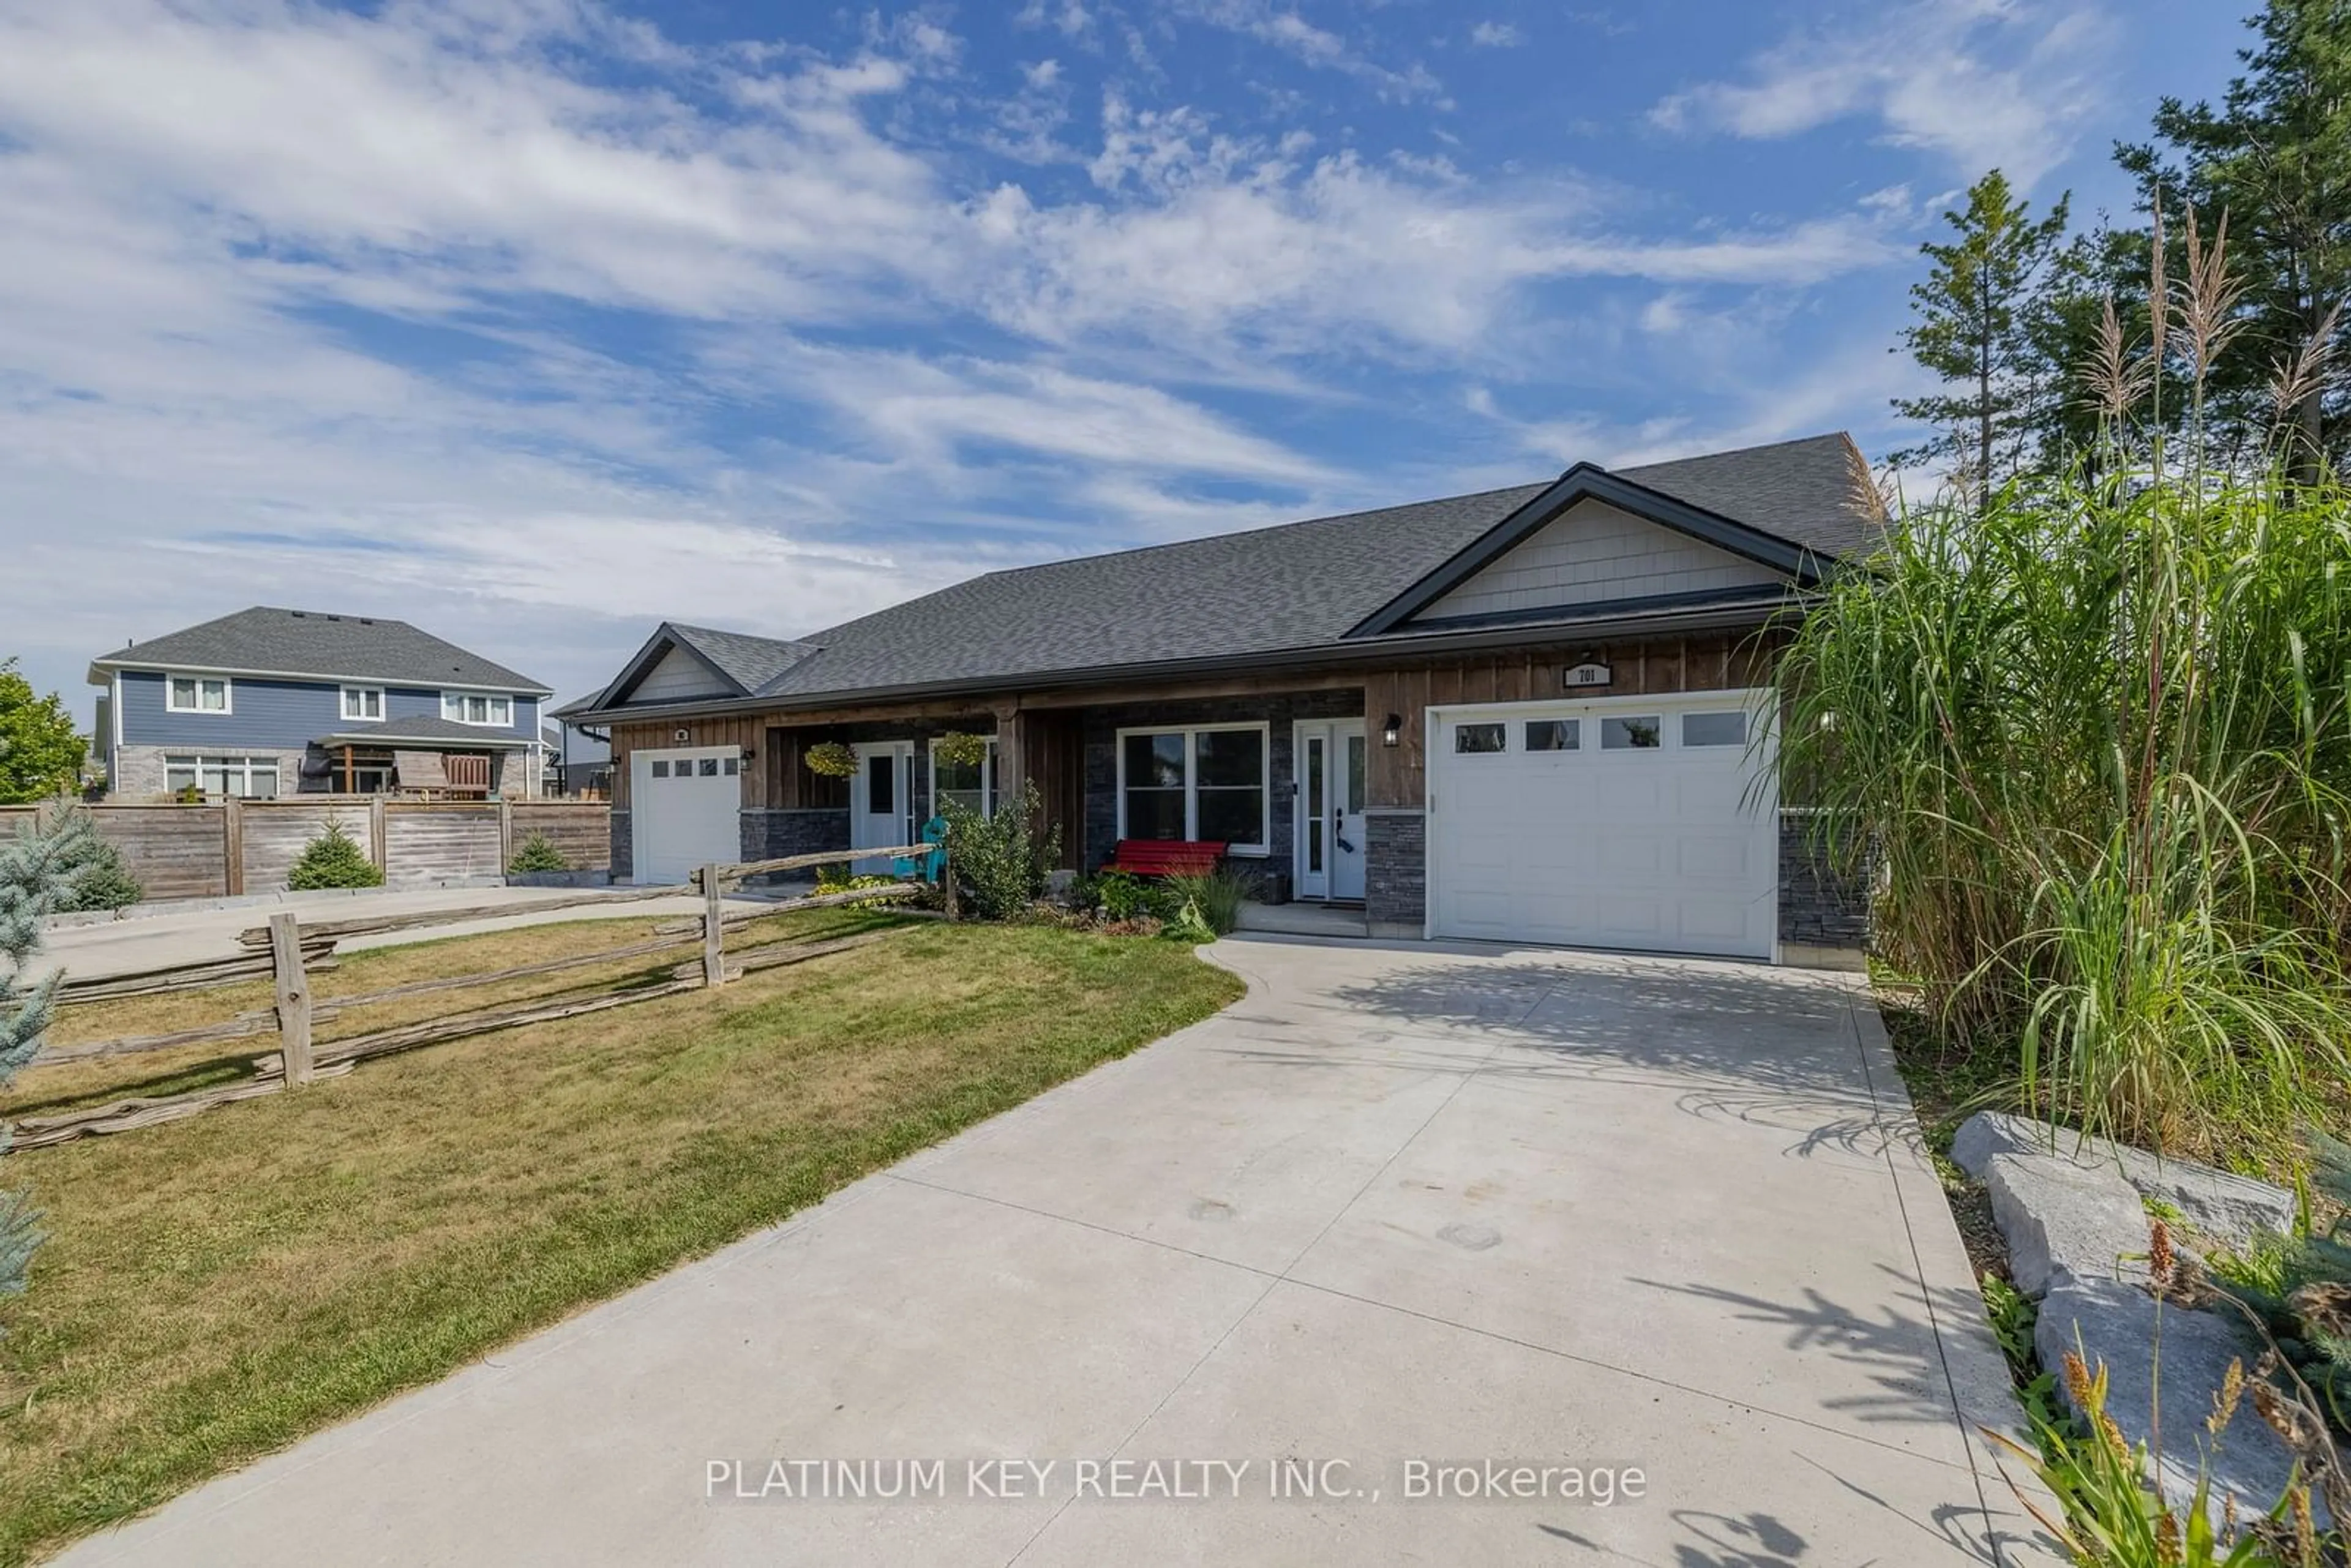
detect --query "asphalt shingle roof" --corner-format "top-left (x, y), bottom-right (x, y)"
top-left (320, 716), bottom-right (538, 747)
top-left (664, 622), bottom-right (819, 694)
top-left (729, 432), bottom-right (1876, 705)
top-left (93, 607), bottom-right (549, 693)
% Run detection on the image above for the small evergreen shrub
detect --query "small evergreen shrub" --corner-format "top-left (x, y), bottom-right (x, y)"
top-left (943, 783), bottom-right (1059, 921)
top-left (507, 832), bottom-right (570, 874)
top-left (287, 819), bottom-right (384, 890)
top-left (45, 806), bottom-right (141, 911)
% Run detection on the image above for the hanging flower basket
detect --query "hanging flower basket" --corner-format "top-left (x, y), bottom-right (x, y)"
top-left (803, 741), bottom-right (859, 778)
top-left (933, 730), bottom-right (990, 768)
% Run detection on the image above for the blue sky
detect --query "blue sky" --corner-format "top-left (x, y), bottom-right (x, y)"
top-left (0, 0), bottom-right (2246, 714)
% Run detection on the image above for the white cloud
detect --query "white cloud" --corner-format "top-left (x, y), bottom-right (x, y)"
top-left (1167, 0), bottom-right (1445, 102)
top-left (1469, 21), bottom-right (1522, 47)
top-left (1648, 0), bottom-right (2110, 186)
top-left (0, 0), bottom-right (1925, 707)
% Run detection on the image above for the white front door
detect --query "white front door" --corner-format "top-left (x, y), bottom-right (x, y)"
top-left (850, 741), bottom-right (917, 874)
top-left (629, 746), bottom-right (741, 885)
top-left (1427, 690), bottom-right (1777, 959)
top-left (1293, 719), bottom-right (1368, 902)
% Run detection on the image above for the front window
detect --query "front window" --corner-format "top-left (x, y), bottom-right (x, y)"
top-left (166, 675), bottom-right (230, 713)
top-left (163, 754), bottom-right (278, 798)
top-left (441, 692), bottom-right (513, 726)
top-left (930, 738), bottom-right (999, 818)
top-left (340, 686), bottom-right (383, 721)
top-left (1117, 726), bottom-right (1267, 852)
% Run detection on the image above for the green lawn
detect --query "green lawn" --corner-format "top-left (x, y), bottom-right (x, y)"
top-left (0, 910), bottom-right (1242, 1565)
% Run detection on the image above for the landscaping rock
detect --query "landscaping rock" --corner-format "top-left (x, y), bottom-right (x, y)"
top-left (1952, 1111), bottom-right (2075, 1182)
top-left (2034, 1270), bottom-right (2325, 1529)
top-left (2108, 1148), bottom-right (2297, 1252)
top-left (1951, 1111), bottom-right (2294, 1250)
top-left (1987, 1152), bottom-right (2150, 1298)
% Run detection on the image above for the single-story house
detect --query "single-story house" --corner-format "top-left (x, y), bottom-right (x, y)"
top-left (557, 433), bottom-right (1879, 962)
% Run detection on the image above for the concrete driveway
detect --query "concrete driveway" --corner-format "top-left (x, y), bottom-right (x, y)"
top-left (54, 936), bottom-right (2039, 1567)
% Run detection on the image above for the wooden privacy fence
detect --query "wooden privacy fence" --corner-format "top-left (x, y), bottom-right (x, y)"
top-left (0, 800), bottom-right (611, 901)
top-left (12, 844), bottom-right (940, 1150)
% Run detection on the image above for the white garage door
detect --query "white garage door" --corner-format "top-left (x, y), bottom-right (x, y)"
top-left (1428, 691), bottom-right (1778, 959)
top-left (631, 746), bottom-right (742, 886)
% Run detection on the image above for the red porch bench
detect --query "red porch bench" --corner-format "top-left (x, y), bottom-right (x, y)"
top-left (1101, 839), bottom-right (1227, 877)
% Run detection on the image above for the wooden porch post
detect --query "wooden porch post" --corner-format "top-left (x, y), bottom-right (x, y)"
top-left (343, 743), bottom-right (354, 795)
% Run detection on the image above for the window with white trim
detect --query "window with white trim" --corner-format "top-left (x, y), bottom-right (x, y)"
top-left (165, 675), bottom-right (231, 714)
top-left (1116, 724), bottom-right (1268, 852)
top-left (441, 692), bottom-right (513, 726)
top-left (163, 754), bottom-right (279, 798)
top-left (929, 737), bottom-right (999, 819)
top-left (340, 686), bottom-right (384, 722)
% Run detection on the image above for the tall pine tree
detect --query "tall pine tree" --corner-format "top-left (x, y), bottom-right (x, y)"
top-left (1890, 171), bottom-right (2073, 493)
top-left (2119, 0), bottom-right (2351, 479)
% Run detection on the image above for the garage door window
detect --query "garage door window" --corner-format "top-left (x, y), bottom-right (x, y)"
top-left (1602, 716), bottom-right (1662, 750)
top-left (649, 760), bottom-right (670, 778)
top-left (1453, 722), bottom-right (1506, 754)
top-left (1117, 726), bottom-right (1268, 852)
top-left (1683, 711), bottom-right (1747, 747)
top-left (1524, 719), bottom-right (1579, 752)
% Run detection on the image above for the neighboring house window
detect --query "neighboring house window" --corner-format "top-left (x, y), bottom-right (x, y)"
top-left (165, 674), bottom-right (231, 714)
top-left (929, 737), bottom-right (998, 819)
top-left (340, 686), bottom-right (384, 721)
top-left (1116, 724), bottom-right (1268, 852)
top-left (441, 692), bottom-right (513, 726)
top-left (163, 754), bottom-right (280, 798)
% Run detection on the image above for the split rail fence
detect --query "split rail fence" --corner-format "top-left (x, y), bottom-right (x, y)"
top-left (11, 843), bottom-right (941, 1150)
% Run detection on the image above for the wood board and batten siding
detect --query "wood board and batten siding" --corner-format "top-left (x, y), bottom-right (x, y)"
top-left (1363, 632), bottom-right (1780, 812)
top-left (609, 717), bottom-right (765, 811)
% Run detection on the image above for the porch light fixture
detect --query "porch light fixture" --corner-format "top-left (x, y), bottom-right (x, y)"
top-left (1381, 713), bottom-right (1403, 748)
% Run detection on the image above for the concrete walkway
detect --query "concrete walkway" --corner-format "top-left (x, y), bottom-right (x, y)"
top-left (53, 937), bottom-right (2043, 1567)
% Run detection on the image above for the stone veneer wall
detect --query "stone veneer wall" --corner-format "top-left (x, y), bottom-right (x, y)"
top-left (740, 808), bottom-right (851, 879)
top-left (1777, 808), bottom-right (1872, 950)
top-left (1363, 810), bottom-right (1426, 932)
top-left (110, 745), bottom-right (311, 801)
top-left (607, 809), bottom-right (631, 882)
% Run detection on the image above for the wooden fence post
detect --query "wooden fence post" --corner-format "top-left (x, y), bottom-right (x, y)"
top-left (223, 797), bottom-right (245, 898)
top-left (702, 865), bottom-right (726, 988)
top-left (269, 912), bottom-right (314, 1086)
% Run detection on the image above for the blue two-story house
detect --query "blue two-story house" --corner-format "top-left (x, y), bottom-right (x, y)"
top-left (88, 607), bottom-right (554, 800)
